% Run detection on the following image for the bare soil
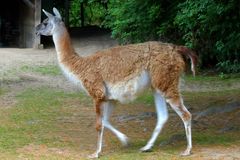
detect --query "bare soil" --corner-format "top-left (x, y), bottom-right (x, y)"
top-left (0, 32), bottom-right (240, 159)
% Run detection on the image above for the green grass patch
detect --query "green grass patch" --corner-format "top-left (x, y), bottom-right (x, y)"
top-left (194, 132), bottom-right (239, 145)
top-left (185, 73), bottom-right (240, 83)
top-left (182, 89), bottom-right (240, 108)
top-left (0, 88), bottom-right (7, 96)
top-left (134, 90), bottom-right (153, 105)
top-left (101, 152), bottom-right (192, 160)
top-left (0, 88), bottom-right (82, 151)
top-left (20, 65), bottom-right (61, 76)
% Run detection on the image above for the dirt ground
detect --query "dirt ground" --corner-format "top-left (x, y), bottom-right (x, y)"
top-left (0, 32), bottom-right (240, 160)
top-left (0, 32), bottom-right (117, 107)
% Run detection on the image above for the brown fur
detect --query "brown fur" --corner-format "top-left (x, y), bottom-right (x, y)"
top-left (95, 100), bottom-right (102, 131)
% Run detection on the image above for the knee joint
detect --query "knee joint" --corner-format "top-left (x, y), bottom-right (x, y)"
top-left (95, 123), bottom-right (102, 131)
top-left (95, 119), bottom-right (102, 131)
top-left (183, 111), bottom-right (191, 121)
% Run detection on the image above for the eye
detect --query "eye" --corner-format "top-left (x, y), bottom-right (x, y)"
top-left (42, 18), bottom-right (49, 26)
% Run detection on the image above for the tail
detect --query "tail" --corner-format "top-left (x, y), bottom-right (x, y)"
top-left (177, 46), bottom-right (198, 77)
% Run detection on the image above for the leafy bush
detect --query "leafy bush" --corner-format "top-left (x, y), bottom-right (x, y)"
top-left (174, 0), bottom-right (240, 73)
top-left (69, 0), bottom-right (81, 27)
top-left (105, 0), bottom-right (162, 44)
top-left (69, 0), bottom-right (107, 27)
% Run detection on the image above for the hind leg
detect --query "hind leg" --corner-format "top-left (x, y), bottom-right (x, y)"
top-left (140, 90), bottom-right (168, 152)
top-left (167, 96), bottom-right (192, 156)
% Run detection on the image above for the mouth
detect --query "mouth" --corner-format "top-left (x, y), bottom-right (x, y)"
top-left (35, 23), bottom-right (44, 36)
top-left (35, 31), bottom-right (40, 36)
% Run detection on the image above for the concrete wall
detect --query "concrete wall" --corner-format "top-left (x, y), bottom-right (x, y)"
top-left (0, 0), bottom-right (42, 48)
top-left (19, 2), bottom-right (35, 48)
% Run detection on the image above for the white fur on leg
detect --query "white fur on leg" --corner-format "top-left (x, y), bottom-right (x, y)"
top-left (88, 124), bottom-right (104, 159)
top-left (181, 120), bottom-right (192, 156)
top-left (140, 91), bottom-right (168, 152)
top-left (104, 121), bottom-right (129, 146)
top-left (168, 98), bottom-right (192, 156)
top-left (103, 102), bottom-right (129, 146)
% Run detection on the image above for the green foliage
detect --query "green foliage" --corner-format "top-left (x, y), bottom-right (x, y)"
top-left (84, 0), bottom-right (107, 26)
top-left (217, 60), bottom-right (240, 73)
top-left (69, 0), bottom-right (107, 27)
top-left (105, 0), bottom-right (186, 43)
top-left (69, 0), bottom-right (81, 27)
top-left (105, 0), bottom-right (162, 44)
top-left (174, 0), bottom-right (240, 73)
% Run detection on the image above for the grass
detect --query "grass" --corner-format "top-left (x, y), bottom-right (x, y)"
top-left (185, 73), bottom-right (240, 85)
top-left (0, 88), bottom-right (7, 96)
top-left (0, 88), bottom-right (82, 151)
top-left (0, 87), bottom-right (96, 159)
top-left (0, 73), bottom-right (239, 159)
top-left (0, 69), bottom-right (20, 82)
top-left (193, 131), bottom-right (239, 145)
top-left (100, 151), bottom-right (184, 160)
top-left (20, 65), bottom-right (61, 76)
top-left (1, 65), bottom-right (61, 83)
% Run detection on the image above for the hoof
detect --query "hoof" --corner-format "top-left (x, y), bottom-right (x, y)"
top-left (88, 152), bottom-right (99, 159)
top-left (180, 149), bottom-right (192, 156)
top-left (121, 136), bottom-right (129, 147)
top-left (140, 145), bottom-right (153, 152)
top-left (119, 134), bottom-right (129, 147)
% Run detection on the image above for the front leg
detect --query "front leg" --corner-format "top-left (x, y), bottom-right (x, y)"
top-left (83, 78), bottom-right (106, 158)
top-left (88, 100), bottom-right (104, 159)
top-left (88, 124), bottom-right (104, 159)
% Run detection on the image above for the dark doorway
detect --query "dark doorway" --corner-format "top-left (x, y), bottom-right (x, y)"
top-left (0, 0), bottom-right (20, 47)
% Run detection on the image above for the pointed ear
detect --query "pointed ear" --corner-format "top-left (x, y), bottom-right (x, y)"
top-left (42, 9), bottom-right (53, 18)
top-left (53, 7), bottom-right (62, 20)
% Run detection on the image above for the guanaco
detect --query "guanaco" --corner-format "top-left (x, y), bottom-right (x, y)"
top-left (36, 8), bottom-right (197, 158)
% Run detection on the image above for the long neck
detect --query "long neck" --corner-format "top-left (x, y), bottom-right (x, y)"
top-left (52, 24), bottom-right (79, 62)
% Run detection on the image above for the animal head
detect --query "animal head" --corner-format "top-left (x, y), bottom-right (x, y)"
top-left (36, 7), bottom-right (63, 36)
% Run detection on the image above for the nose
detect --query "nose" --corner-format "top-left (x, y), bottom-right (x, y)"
top-left (35, 24), bottom-right (42, 36)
